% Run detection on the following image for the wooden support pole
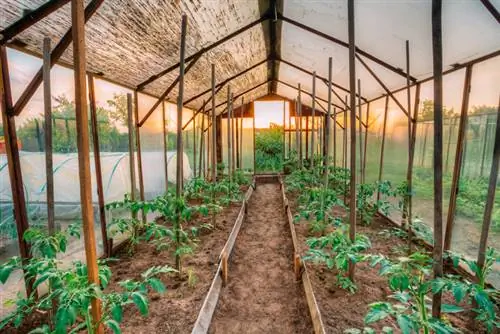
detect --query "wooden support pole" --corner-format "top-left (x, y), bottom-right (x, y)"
top-left (408, 83), bottom-right (420, 252)
top-left (253, 104), bottom-right (256, 174)
top-left (377, 96), bottom-right (389, 202)
top-left (199, 103), bottom-right (205, 178)
top-left (134, 91), bottom-right (145, 220)
top-left (193, 114), bottom-right (197, 178)
top-left (358, 79), bottom-right (363, 183)
top-left (431, 0), bottom-right (444, 318)
top-left (227, 86), bottom-right (232, 179)
top-left (43, 38), bottom-right (55, 235)
top-left (312, 72), bottom-right (316, 167)
top-left (348, 0), bottom-right (357, 282)
top-left (211, 64), bottom-right (217, 183)
top-left (175, 14), bottom-right (187, 274)
top-left (444, 65), bottom-right (473, 251)
top-left (305, 115), bottom-right (309, 161)
top-left (343, 96), bottom-right (348, 173)
top-left (288, 102), bottom-right (292, 157)
top-left (236, 101), bottom-right (240, 170)
top-left (231, 93), bottom-right (236, 174)
top-left (362, 102), bottom-right (369, 183)
top-left (325, 57), bottom-right (333, 170)
top-left (0, 45), bottom-right (34, 297)
top-left (402, 40), bottom-right (412, 231)
top-left (283, 100), bottom-right (286, 167)
top-left (477, 96), bottom-right (500, 271)
top-left (88, 74), bottom-right (109, 257)
top-left (239, 97), bottom-right (243, 169)
top-left (480, 114), bottom-right (490, 177)
top-left (71, 0), bottom-right (102, 329)
top-left (127, 93), bottom-right (136, 206)
top-left (162, 102), bottom-right (169, 191)
top-left (298, 85), bottom-right (303, 168)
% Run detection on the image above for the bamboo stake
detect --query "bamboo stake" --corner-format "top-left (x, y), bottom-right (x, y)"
top-left (298, 86), bottom-right (303, 168)
top-left (282, 100), bottom-right (286, 169)
top-left (43, 38), bottom-right (55, 235)
top-left (240, 97), bottom-right (243, 169)
top-left (377, 96), bottom-right (390, 202)
top-left (127, 94), bottom-right (136, 212)
top-left (231, 93), bottom-right (235, 174)
top-left (193, 113), bottom-right (197, 178)
top-left (71, 0), bottom-right (102, 329)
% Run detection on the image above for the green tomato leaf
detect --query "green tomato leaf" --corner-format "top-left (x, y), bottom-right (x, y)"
top-left (148, 277), bottom-right (166, 293)
top-left (132, 292), bottom-right (149, 316)
top-left (441, 304), bottom-right (463, 313)
top-left (105, 319), bottom-right (122, 334)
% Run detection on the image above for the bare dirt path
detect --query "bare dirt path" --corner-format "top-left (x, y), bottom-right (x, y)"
top-left (209, 182), bottom-right (312, 334)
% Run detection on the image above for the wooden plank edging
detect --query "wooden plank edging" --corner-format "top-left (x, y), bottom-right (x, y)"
top-left (278, 176), bottom-right (327, 334)
top-left (191, 178), bottom-right (255, 334)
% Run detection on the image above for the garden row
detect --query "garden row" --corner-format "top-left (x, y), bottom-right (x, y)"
top-left (0, 171), bottom-right (253, 333)
top-left (282, 164), bottom-right (499, 334)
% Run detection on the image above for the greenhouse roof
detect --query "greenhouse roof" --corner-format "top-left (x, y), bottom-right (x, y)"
top-left (1, 0), bottom-right (499, 115)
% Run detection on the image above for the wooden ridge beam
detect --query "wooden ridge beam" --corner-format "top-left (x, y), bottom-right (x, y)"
top-left (279, 13), bottom-right (416, 82)
top-left (0, 0), bottom-right (71, 44)
top-left (11, 0), bottom-right (104, 116)
top-left (137, 15), bottom-right (271, 90)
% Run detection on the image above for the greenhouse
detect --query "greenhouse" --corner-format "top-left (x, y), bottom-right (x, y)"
top-left (0, 0), bottom-right (499, 333)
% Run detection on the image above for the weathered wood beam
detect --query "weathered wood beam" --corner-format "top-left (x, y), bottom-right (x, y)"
top-left (0, 0), bottom-right (71, 44)
top-left (71, 0), bottom-right (102, 329)
top-left (11, 0), bottom-right (104, 116)
top-left (480, 0), bottom-right (500, 24)
top-left (205, 80), bottom-right (270, 115)
top-left (356, 54), bottom-right (411, 119)
top-left (138, 53), bottom-right (202, 127)
top-left (277, 57), bottom-right (366, 101)
top-left (279, 13), bottom-right (416, 82)
top-left (137, 15), bottom-right (271, 90)
top-left (431, 0), bottom-right (444, 318)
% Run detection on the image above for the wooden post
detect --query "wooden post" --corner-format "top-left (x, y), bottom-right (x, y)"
top-left (0, 45), bottom-right (34, 297)
top-left (43, 38), bottom-right (55, 235)
top-left (231, 93), bottom-right (235, 174)
top-left (298, 86), bottom-right (303, 168)
top-left (431, 0), bottom-right (444, 318)
top-left (88, 74), bottom-right (110, 257)
top-left (71, 0), bottom-right (102, 329)
top-left (133, 91), bottom-right (145, 221)
top-left (227, 86), bottom-right (232, 179)
top-left (236, 101), bottom-right (240, 170)
top-left (477, 96), bottom-right (500, 271)
top-left (162, 102), bottom-right (169, 191)
top-left (305, 115), bottom-right (309, 161)
top-left (211, 64), bottom-right (217, 183)
top-left (253, 103), bottom-right (256, 174)
top-left (377, 96), bottom-right (389, 202)
top-left (444, 65), bottom-right (473, 251)
top-left (358, 79), bottom-right (363, 183)
top-left (295, 99), bottom-right (299, 167)
top-left (347, 0), bottom-right (357, 281)
top-left (325, 57), bottom-right (332, 171)
top-left (362, 102), bottom-right (369, 183)
top-left (175, 14), bottom-right (188, 273)
top-left (193, 113), bottom-right (197, 178)
top-left (35, 119), bottom-right (43, 152)
top-left (240, 97), bottom-right (243, 169)
top-left (445, 117), bottom-right (455, 173)
top-left (480, 114), bottom-right (490, 177)
top-left (312, 72), bottom-right (316, 168)
top-left (282, 100), bottom-right (286, 168)
top-left (404, 40), bottom-right (412, 232)
top-left (288, 102), bottom-right (292, 157)
top-left (127, 93), bottom-right (136, 210)
top-left (199, 103), bottom-right (205, 178)
top-left (408, 83), bottom-right (421, 252)
top-left (421, 123), bottom-right (428, 166)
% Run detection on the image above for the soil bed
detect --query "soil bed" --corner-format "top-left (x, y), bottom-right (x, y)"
top-left (287, 192), bottom-right (486, 334)
top-left (209, 182), bottom-right (313, 334)
top-left (3, 198), bottom-right (243, 334)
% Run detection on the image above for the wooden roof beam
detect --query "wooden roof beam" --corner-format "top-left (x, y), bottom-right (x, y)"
top-left (278, 13), bottom-right (417, 82)
top-left (480, 0), bottom-right (500, 24)
top-left (137, 14), bottom-right (272, 90)
top-left (11, 0), bottom-right (104, 116)
top-left (0, 0), bottom-right (71, 45)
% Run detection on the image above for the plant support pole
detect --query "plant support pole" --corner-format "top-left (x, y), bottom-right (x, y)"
top-left (211, 64), bottom-right (216, 183)
top-left (348, 0), bottom-right (357, 281)
top-left (431, 0), bottom-right (444, 318)
top-left (312, 72), bottom-right (316, 168)
top-left (71, 0), bottom-right (102, 329)
top-left (162, 102), bottom-right (169, 191)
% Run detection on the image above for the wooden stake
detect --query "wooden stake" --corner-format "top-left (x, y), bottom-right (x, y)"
top-left (431, 0), bottom-right (444, 317)
top-left (348, 0), bottom-right (357, 281)
top-left (43, 38), bottom-right (55, 235)
top-left (298, 86), bottom-right (303, 168)
top-left (477, 95), bottom-right (500, 271)
top-left (358, 79), bottom-right (363, 183)
top-left (377, 96), bottom-right (389, 202)
top-left (193, 113), bottom-right (197, 178)
top-left (227, 86), bottom-right (232, 179)
top-left (312, 72), bottom-right (316, 168)
top-left (253, 103), bottom-right (256, 174)
top-left (134, 91), bottom-right (145, 222)
top-left (231, 93), bottom-right (235, 174)
top-left (162, 102), bottom-right (169, 191)
top-left (127, 93), bottom-right (137, 218)
top-left (408, 83), bottom-right (421, 253)
top-left (240, 97), bottom-right (243, 169)
top-left (199, 103), bottom-right (205, 178)
top-left (88, 74), bottom-right (109, 257)
top-left (444, 65), bottom-right (473, 251)
top-left (282, 100), bottom-right (286, 169)
top-left (211, 64), bottom-right (217, 183)
top-left (71, 0), bottom-right (102, 329)
top-left (0, 45), bottom-right (34, 297)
